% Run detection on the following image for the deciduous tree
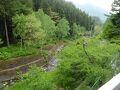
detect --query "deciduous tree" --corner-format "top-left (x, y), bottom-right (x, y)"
top-left (35, 9), bottom-right (56, 43)
top-left (56, 18), bottom-right (70, 40)
top-left (13, 13), bottom-right (45, 47)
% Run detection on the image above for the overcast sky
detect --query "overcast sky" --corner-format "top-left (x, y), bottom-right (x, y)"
top-left (65, 0), bottom-right (114, 11)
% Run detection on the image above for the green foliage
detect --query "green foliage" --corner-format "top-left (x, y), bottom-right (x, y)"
top-left (72, 23), bottom-right (78, 36)
top-left (0, 0), bottom-right (119, 90)
top-left (54, 38), bottom-right (119, 90)
top-left (4, 38), bottom-right (120, 90)
top-left (56, 18), bottom-right (70, 40)
top-left (0, 0), bottom-right (93, 47)
top-left (0, 0), bottom-right (19, 16)
top-left (5, 66), bottom-right (55, 90)
top-left (0, 0), bottom-right (32, 17)
top-left (93, 25), bottom-right (102, 37)
top-left (13, 13), bottom-right (45, 47)
top-left (0, 46), bottom-right (37, 60)
top-left (102, 0), bottom-right (120, 44)
top-left (111, 0), bottom-right (120, 43)
top-left (33, 0), bottom-right (93, 31)
top-left (47, 7), bottom-right (61, 24)
top-left (103, 18), bottom-right (120, 44)
top-left (32, 0), bottom-right (41, 11)
top-left (72, 23), bottom-right (86, 38)
top-left (35, 9), bottom-right (56, 43)
top-left (103, 19), bottom-right (115, 39)
top-left (0, 0), bottom-right (32, 18)
top-left (38, 50), bottom-right (49, 60)
top-left (18, 0), bottom-right (33, 14)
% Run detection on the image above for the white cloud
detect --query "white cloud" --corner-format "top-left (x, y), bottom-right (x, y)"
top-left (65, 0), bottom-right (114, 11)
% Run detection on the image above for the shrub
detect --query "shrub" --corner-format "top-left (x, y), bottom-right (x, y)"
top-left (0, 46), bottom-right (37, 60)
top-left (54, 38), bottom-right (119, 90)
top-left (5, 66), bottom-right (55, 90)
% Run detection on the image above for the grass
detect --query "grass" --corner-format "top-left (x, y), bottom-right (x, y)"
top-left (0, 46), bottom-right (38, 60)
top-left (5, 66), bottom-right (55, 90)
top-left (4, 38), bottom-right (120, 90)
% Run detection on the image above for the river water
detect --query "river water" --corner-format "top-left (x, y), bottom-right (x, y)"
top-left (43, 45), bottom-right (64, 71)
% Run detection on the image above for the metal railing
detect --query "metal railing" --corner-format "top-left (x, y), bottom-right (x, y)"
top-left (98, 73), bottom-right (120, 90)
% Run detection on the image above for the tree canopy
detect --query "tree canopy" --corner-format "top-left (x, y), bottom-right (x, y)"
top-left (56, 18), bottom-right (70, 40)
top-left (13, 13), bottom-right (45, 47)
top-left (103, 0), bottom-right (120, 44)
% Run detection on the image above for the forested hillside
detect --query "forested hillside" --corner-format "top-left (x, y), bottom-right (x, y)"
top-left (0, 0), bottom-right (120, 90)
top-left (0, 0), bottom-right (93, 47)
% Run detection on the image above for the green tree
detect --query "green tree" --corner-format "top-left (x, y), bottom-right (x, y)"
top-left (78, 26), bottom-right (86, 36)
top-left (32, 0), bottom-right (41, 11)
top-left (93, 25), bottom-right (102, 37)
top-left (0, 0), bottom-right (17, 46)
top-left (72, 23), bottom-right (78, 37)
top-left (102, 0), bottom-right (120, 44)
top-left (56, 18), bottom-right (70, 40)
top-left (0, 0), bottom-right (32, 46)
top-left (54, 38), bottom-right (119, 90)
top-left (102, 21), bottom-right (112, 38)
top-left (103, 9), bottom-right (120, 43)
top-left (72, 23), bottom-right (86, 38)
top-left (111, 0), bottom-right (120, 30)
top-left (35, 9), bottom-right (56, 43)
top-left (13, 13), bottom-right (45, 47)
top-left (47, 7), bottom-right (61, 24)
top-left (112, 0), bottom-right (120, 13)
top-left (32, 0), bottom-right (92, 32)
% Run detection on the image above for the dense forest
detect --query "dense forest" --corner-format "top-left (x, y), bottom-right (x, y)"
top-left (0, 0), bottom-right (120, 90)
top-left (0, 0), bottom-right (94, 47)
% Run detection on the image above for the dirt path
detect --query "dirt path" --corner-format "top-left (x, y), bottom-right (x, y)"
top-left (0, 59), bottom-right (42, 73)
top-left (0, 55), bottom-right (43, 71)
top-left (0, 42), bottom-right (64, 82)
top-left (0, 58), bottom-right (46, 82)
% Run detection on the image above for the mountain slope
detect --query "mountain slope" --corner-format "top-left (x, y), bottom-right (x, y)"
top-left (76, 4), bottom-right (109, 22)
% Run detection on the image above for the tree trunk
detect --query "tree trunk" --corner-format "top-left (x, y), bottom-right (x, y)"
top-left (4, 16), bottom-right (10, 47)
top-left (21, 38), bottom-right (23, 49)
